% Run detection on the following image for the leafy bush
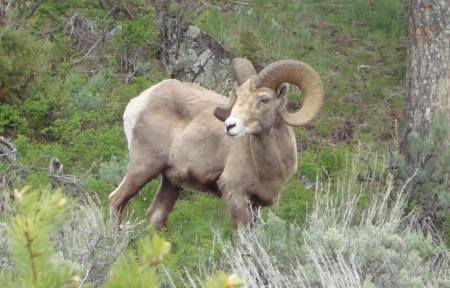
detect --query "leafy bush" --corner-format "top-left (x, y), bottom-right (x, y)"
top-left (276, 178), bottom-right (315, 222)
top-left (0, 27), bottom-right (50, 103)
top-left (108, 7), bottom-right (158, 74)
top-left (162, 193), bottom-right (230, 285)
top-left (0, 104), bottom-right (28, 134)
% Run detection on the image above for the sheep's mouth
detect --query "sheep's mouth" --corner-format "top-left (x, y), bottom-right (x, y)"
top-left (226, 130), bottom-right (243, 139)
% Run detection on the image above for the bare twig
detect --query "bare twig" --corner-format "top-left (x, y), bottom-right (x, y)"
top-left (0, 136), bottom-right (16, 163)
top-left (25, 0), bottom-right (44, 20)
top-left (228, 0), bottom-right (253, 6)
top-left (384, 92), bottom-right (401, 105)
top-left (71, 37), bottom-right (102, 66)
top-left (121, 0), bottom-right (134, 20)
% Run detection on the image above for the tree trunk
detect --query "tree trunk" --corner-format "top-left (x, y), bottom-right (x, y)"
top-left (401, 0), bottom-right (450, 162)
top-left (401, 0), bottom-right (450, 241)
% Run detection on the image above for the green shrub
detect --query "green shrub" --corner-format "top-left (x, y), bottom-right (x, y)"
top-left (0, 104), bottom-right (28, 133)
top-left (0, 27), bottom-right (51, 103)
top-left (277, 178), bottom-right (315, 222)
top-left (236, 28), bottom-right (267, 64)
top-left (111, 13), bottom-right (157, 51)
top-left (162, 193), bottom-right (230, 285)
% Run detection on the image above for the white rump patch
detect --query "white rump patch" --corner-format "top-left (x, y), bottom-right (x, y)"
top-left (123, 86), bottom-right (156, 148)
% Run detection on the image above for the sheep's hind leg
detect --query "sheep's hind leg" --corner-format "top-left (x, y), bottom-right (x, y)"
top-left (146, 177), bottom-right (181, 231)
top-left (109, 162), bottom-right (161, 229)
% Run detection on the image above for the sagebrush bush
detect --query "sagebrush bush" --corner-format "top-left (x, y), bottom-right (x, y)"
top-left (204, 168), bottom-right (449, 288)
top-left (99, 155), bottom-right (129, 187)
top-left (397, 112), bottom-right (450, 244)
top-left (0, 222), bottom-right (11, 272)
top-left (52, 200), bottom-right (147, 286)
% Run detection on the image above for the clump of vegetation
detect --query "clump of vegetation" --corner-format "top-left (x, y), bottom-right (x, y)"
top-left (103, 234), bottom-right (171, 287)
top-left (0, 187), bottom-right (244, 287)
top-left (235, 27), bottom-right (268, 65)
top-left (0, 187), bottom-right (145, 286)
top-left (213, 170), bottom-right (449, 288)
top-left (1, 187), bottom-right (80, 287)
top-left (397, 112), bottom-right (450, 244)
top-left (0, 27), bottom-right (50, 105)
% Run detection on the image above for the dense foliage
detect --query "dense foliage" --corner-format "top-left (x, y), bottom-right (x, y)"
top-left (0, 0), bottom-right (448, 287)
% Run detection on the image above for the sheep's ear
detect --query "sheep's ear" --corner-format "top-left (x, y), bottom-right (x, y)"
top-left (276, 83), bottom-right (289, 98)
top-left (214, 106), bottom-right (231, 122)
top-left (214, 83), bottom-right (237, 122)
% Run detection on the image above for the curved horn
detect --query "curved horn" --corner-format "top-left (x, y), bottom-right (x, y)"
top-left (256, 60), bottom-right (324, 127)
top-left (232, 58), bottom-right (257, 85)
top-left (214, 58), bottom-right (257, 121)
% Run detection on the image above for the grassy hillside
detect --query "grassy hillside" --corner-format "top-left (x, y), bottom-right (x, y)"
top-left (0, 0), bottom-right (449, 287)
top-left (0, 0), bottom-right (408, 216)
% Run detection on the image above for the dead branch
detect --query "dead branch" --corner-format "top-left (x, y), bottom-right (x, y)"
top-left (0, 136), bottom-right (16, 163)
top-left (228, 1), bottom-right (253, 6)
top-left (71, 37), bottom-right (102, 66)
top-left (64, 13), bottom-right (102, 52)
top-left (26, 0), bottom-right (44, 20)
top-left (121, 0), bottom-right (134, 20)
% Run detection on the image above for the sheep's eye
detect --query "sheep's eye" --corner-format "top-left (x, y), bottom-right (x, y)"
top-left (260, 98), bottom-right (270, 104)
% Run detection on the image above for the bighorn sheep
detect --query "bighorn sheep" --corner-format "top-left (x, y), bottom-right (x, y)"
top-left (109, 58), bottom-right (324, 230)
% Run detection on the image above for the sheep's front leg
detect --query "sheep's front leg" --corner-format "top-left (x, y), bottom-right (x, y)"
top-left (225, 192), bottom-right (250, 230)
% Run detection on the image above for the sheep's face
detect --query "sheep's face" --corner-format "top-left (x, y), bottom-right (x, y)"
top-left (224, 79), bottom-right (289, 139)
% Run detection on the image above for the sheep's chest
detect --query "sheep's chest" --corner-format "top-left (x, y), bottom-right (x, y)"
top-left (163, 166), bottom-right (222, 198)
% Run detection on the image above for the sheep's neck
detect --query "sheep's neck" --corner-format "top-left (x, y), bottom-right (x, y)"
top-left (231, 123), bottom-right (297, 180)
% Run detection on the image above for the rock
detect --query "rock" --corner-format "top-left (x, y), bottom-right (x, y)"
top-left (162, 22), bottom-right (232, 88)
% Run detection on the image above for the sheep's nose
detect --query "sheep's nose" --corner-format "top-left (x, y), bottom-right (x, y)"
top-left (224, 117), bottom-right (242, 137)
top-left (225, 122), bottom-right (236, 132)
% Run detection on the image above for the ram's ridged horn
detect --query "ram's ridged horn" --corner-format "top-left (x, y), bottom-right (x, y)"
top-left (256, 60), bottom-right (324, 127)
top-left (231, 58), bottom-right (258, 86)
top-left (213, 58), bottom-right (257, 121)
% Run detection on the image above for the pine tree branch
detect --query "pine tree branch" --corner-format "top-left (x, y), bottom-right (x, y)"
top-left (23, 228), bottom-right (38, 282)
